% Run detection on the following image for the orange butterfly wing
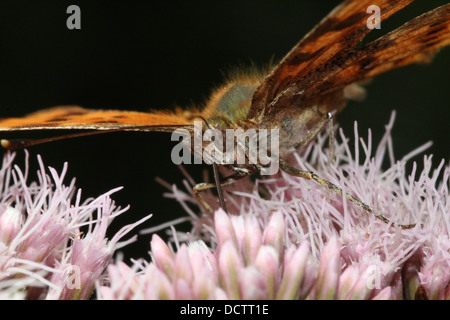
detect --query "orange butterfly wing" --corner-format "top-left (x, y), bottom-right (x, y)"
top-left (306, 5), bottom-right (450, 100)
top-left (247, 0), bottom-right (450, 125)
top-left (0, 106), bottom-right (194, 132)
top-left (247, 0), bottom-right (416, 121)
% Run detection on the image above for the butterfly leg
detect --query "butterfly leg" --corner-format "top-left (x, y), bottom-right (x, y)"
top-left (294, 112), bottom-right (335, 161)
top-left (326, 113), bottom-right (335, 164)
top-left (279, 159), bottom-right (416, 229)
top-left (193, 169), bottom-right (255, 214)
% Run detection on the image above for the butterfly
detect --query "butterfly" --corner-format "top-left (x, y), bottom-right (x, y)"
top-left (0, 0), bottom-right (449, 228)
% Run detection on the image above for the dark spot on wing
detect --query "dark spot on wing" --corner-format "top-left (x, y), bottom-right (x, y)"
top-left (307, 12), bottom-right (366, 43)
top-left (426, 28), bottom-right (441, 37)
top-left (64, 111), bottom-right (88, 117)
top-left (47, 118), bottom-right (67, 122)
top-left (359, 56), bottom-right (378, 69)
top-left (330, 12), bottom-right (367, 31)
top-left (286, 47), bottom-right (325, 66)
top-left (112, 115), bottom-right (127, 119)
top-left (426, 23), bottom-right (446, 37)
top-left (429, 20), bottom-right (446, 28)
top-left (418, 41), bottom-right (437, 52)
top-left (93, 120), bottom-right (119, 124)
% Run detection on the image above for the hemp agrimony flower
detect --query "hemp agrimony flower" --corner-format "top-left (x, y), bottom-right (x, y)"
top-left (0, 151), bottom-right (151, 299)
top-left (101, 112), bottom-right (449, 300)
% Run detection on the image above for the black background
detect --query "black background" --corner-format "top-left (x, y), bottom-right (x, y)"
top-left (0, 1), bottom-right (448, 261)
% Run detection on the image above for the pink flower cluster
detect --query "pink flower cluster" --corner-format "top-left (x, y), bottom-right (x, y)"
top-left (98, 112), bottom-right (449, 300)
top-left (0, 112), bottom-right (448, 299)
top-left (0, 152), bottom-right (150, 299)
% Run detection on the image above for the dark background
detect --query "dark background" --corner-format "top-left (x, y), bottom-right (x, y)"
top-left (0, 1), bottom-right (448, 260)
